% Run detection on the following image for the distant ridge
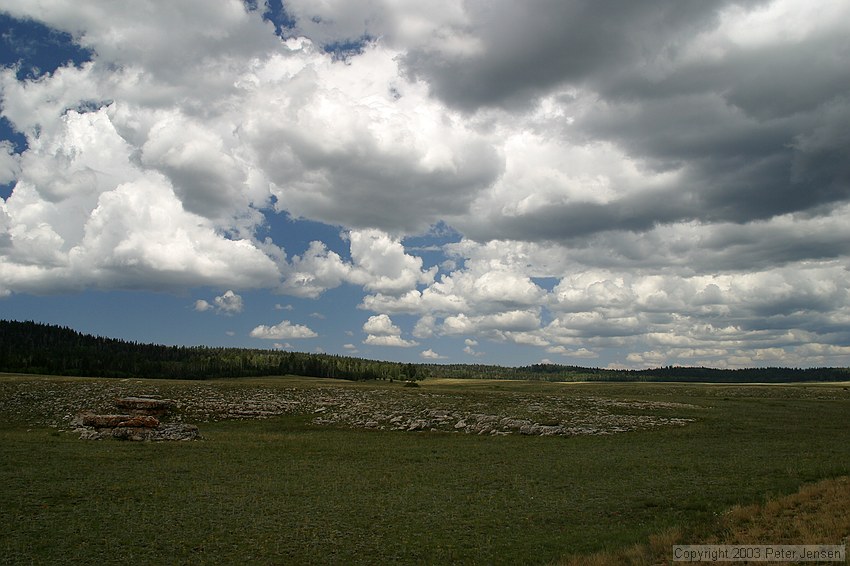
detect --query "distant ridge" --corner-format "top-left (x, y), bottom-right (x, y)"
top-left (1, 319), bottom-right (848, 383)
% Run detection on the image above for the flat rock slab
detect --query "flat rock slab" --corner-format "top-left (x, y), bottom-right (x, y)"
top-left (117, 415), bottom-right (160, 428)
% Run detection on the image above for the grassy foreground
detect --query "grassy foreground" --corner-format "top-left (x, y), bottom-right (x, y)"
top-left (1, 375), bottom-right (849, 564)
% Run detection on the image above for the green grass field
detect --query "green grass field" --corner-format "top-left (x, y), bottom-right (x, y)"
top-left (1, 374), bottom-right (849, 564)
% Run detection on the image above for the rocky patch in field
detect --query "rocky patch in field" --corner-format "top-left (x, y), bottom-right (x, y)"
top-left (309, 391), bottom-right (696, 436)
top-left (1, 378), bottom-right (698, 438)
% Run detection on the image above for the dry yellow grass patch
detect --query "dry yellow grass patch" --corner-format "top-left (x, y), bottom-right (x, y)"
top-left (559, 476), bottom-right (850, 565)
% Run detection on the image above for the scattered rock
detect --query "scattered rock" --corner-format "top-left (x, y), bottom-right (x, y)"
top-left (82, 414), bottom-right (133, 428)
top-left (407, 419), bottom-right (429, 431)
top-left (151, 423), bottom-right (200, 441)
top-left (115, 396), bottom-right (176, 416)
top-left (111, 427), bottom-right (151, 441)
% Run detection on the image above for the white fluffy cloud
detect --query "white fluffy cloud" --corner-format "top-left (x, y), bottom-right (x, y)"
top-left (279, 229), bottom-right (435, 298)
top-left (363, 314), bottom-right (401, 336)
top-left (463, 338), bottom-right (482, 357)
top-left (249, 320), bottom-right (318, 340)
top-left (192, 290), bottom-right (244, 315)
top-left (420, 348), bottom-right (445, 359)
top-left (280, 241), bottom-right (351, 299)
top-left (240, 40), bottom-right (501, 233)
top-left (347, 229), bottom-right (436, 294)
top-left (193, 299), bottom-right (212, 312)
top-left (362, 314), bottom-right (417, 347)
top-left (214, 290), bottom-right (244, 314)
top-left (364, 334), bottom-right (418, 348)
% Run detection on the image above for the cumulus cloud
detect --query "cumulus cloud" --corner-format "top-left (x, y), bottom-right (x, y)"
top-left (191, 290), bottom-right (245, 315)
top-left (362, 314), bottom-right (418, 347)
top-left (347, 229), bottom-right (436, 294)
top-left (214, 290), bottom-right (244, 315)
top-left (362, 314), bottom-right (401, 336)
top-left (463, 338), bottom-right (483, 357)
top-left (363, 334), bottom-right (418, 348)
top-left (279, 229), bottom-right (436, 298)
top-left (420, 349), bottom-right (445, 359)
top-left (249, 320), bottom-right (318, 339)
top-left (241, 40), bottom-right (501, 234)
top-left (279, 241), bottom-right (350, 298)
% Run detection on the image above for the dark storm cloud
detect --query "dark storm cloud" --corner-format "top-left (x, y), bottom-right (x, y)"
top-left (528, 210), bottom-right (850, 275)
top-left (462, 187), bottom-right (694, 242)
top-left (576, 25), bottom-right (850, 225)
top-left (596, 28), bottom-right (850, 116)
top-left (451, 0), bottom-right (850, 244)
top-left (400, 0), bottom-right (762, 111)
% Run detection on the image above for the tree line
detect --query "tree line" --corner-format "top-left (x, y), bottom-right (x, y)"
top-left (420, 362), bottom-right (850, 383)
top-left (0, 320), bottom-right (419, 381)
top-left (2, 319), bottom-right (848, 383)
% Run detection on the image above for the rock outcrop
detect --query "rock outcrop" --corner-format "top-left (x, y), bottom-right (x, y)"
top-left (76, 395), bottom-right (199, 441)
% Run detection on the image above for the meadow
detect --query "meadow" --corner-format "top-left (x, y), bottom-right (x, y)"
top-left (1, 374), bottom-right (848, 564)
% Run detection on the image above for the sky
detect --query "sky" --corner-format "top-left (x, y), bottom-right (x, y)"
top-left (1, 0), bottom-right (850, 369)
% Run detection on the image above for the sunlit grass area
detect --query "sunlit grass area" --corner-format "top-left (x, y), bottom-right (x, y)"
top-left (561, 476), bottom-right (850, 565)
top-left (1, 374), bottom-right (849, 564)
